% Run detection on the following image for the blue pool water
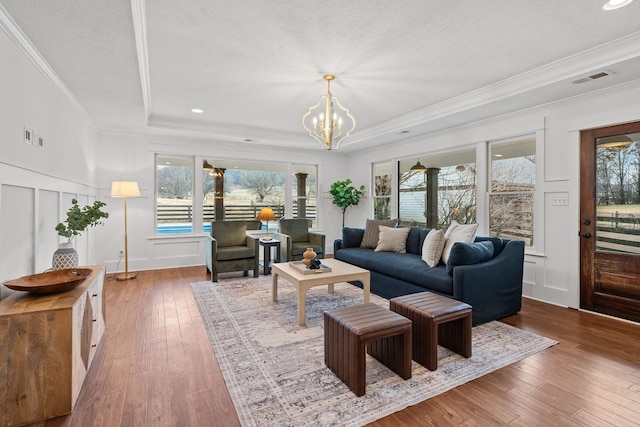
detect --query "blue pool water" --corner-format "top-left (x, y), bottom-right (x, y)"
top-left (157, 223), bottom-right (275, 235)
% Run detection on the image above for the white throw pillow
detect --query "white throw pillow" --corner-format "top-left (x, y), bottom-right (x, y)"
top-left (444, 220), bottom-right (460, 239)
top-left (375, 226), bottom-right (410, 253)
top-left (421, 229), bottom-right (445, 267)
top-left (441, 223), bottom-right (478, 264)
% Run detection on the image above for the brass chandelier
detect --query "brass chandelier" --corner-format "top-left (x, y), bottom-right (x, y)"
top-left (302, 74), bottom-right (356, 150)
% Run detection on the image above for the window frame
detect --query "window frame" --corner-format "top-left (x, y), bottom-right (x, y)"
top-left (397, 149), bottom-right (477, 229)
top-left (487, 135), bottom-right (538, 249)
top-left (154, 155), bottom-right (322, 236)
top-left (155, 154), bottom-right (196, 235)
top-left (372, 162), bottom-right (393, 220)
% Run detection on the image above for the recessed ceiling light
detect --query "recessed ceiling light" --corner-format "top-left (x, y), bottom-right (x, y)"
top-left (191, 108), bottom-right (204, 114)
top-left (493, 154), bottom-right (503, 158)
top-left (603, 0), bottom-right (635, 10)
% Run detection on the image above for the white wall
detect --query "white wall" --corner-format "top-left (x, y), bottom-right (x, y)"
top-left (3, 4), bottom-right (640, 311)
top-left (94, 132), bottom-right (350, 274)
top-left (345, 81), bottom-right (640, 309)
top-left (0, 25), bottom-right (99, 291)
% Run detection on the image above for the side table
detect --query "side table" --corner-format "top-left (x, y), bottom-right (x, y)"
top-left (259, 238), bottom-right (281, 275)
top-left (390, 292), bottom-right (472, 371)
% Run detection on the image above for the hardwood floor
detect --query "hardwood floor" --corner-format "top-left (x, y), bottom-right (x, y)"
top-left (28, 266), bottom-right (640, 426)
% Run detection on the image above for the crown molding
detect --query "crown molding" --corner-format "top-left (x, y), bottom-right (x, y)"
top-left (0, 3), bottom-right (91, 122)
top-left (348, 31), bottom-right (640, 146)
top-left (131, 0), bottom-right (152, 121)
top-left (147, 114), bottom-right (306, 147)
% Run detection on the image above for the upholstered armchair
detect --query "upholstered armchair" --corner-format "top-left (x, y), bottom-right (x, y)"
top-left (274, 218), bottom-right (325, 262)
top-left (245, 219), bottom-right (262, 230)
top-left (205, 220), bottom-right (259, 282)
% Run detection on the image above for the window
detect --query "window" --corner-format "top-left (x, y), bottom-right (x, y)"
top-left (292, 165), bottom-right (318, 227)
top-left (373, 163), bottom-right (392, 220)
top-left (489, 137), bottom-right (536, 246)
top-left (156, 156), bottom-right (312, 235)
top-left (156, 155), bottom-right (194, 234)
top-left (398, 150), bottom-right (476, 228)
top-left (202, 159), bottom-right (286, 232)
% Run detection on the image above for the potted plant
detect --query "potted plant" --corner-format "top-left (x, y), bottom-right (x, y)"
top-left (53, 199), bottom-right (109, 269)
top-left (329, 179), bottom-right (365, 228)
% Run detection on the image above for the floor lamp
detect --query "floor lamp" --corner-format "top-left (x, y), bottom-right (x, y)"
top-left (111, 181), bottom-right (140, 280)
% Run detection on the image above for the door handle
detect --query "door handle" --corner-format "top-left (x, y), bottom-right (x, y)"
top-left (583, 219), bottom-right (591, 225)
top-left (582, 232), bottom-right (591, 238)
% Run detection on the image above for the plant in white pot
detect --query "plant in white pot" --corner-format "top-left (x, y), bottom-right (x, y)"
top-left (53, 199), bottom-right (109, 269)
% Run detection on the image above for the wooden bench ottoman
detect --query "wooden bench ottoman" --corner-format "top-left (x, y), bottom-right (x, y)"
top-left (324, 303), bottom-right (412, 396)
top-left (390, 292), bottom-right (472, 371)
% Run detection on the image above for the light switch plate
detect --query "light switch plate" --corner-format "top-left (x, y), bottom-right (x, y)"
top-left (551, 193), bottom-right (569, 206)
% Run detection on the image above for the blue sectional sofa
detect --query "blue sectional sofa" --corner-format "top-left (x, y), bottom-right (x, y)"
top-left (334, 226), bottom-right (525, 325)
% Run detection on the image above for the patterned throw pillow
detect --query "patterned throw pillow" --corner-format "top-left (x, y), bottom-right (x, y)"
top-left (375, 226), bottom-right (410, 253)
top-left (360, 219), bottom-right (397, 248)
top-left (421, 229), bottom-right (445, 267)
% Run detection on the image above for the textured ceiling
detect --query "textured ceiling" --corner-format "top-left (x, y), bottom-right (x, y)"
top-left (1, 0), bottom-right (640, 152)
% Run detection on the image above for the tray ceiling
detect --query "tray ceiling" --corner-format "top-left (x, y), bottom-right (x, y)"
top-left (1, 0), bottom-right (639, 152)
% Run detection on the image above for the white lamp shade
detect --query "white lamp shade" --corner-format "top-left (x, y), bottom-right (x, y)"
top-left (111, 181), bottom-right (140, 198)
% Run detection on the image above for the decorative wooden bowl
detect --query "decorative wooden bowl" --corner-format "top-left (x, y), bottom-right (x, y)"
top-left (3, 268), bottom-right (93, 294)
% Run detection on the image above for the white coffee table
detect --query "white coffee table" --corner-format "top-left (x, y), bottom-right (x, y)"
top-left (271, 258), bottom-right (371, 326)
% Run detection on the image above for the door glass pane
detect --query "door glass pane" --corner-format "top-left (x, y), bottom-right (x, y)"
top-left (595, 132), bottom-right (640, 254)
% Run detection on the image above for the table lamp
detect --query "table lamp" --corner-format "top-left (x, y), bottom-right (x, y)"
top-left (111, 181), bottom-right (140, 280)
top-left (257, 207), bottom-right (277, 240)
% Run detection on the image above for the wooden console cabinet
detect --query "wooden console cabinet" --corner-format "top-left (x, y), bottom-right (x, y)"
top-left (0, 265), bottom-right (105, 427)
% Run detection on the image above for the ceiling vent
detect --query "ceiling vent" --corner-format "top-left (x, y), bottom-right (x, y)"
top-left (572, 71), bottom-right (610, 84)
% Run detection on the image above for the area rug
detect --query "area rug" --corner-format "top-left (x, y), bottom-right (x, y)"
top-left (191, 275), bottom-right (557, 427)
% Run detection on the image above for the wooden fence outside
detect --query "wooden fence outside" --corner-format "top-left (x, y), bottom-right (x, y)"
top-left (157, 204), bottom-right (316, 223)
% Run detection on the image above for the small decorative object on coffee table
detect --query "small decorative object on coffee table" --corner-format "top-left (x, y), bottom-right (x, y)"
top-left (309, 258), bottom-right (321, 269)
top-left (288, 261), bottom-right (332, 274)
top-left (302, 247), bottom-right (317, 266)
